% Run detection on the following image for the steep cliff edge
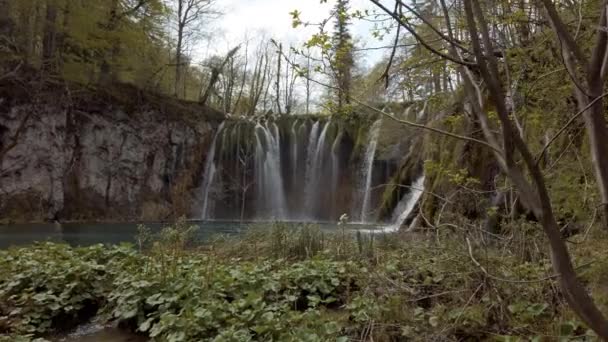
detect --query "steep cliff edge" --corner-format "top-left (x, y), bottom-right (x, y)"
top-left (0, 77), bottom-right (223, 223)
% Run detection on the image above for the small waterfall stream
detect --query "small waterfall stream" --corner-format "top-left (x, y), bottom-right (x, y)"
top-left (305, 122), bottom-right (331, 217)
top-left (254, 123), bottom-right (288, 219)
top-left (330, 131), bottom-right (343, 219)
top-left (290, 120), bottom-right (299, 188)
top-left (389, 175), bottom-right (426, 232)
top-left (200, 122), bottom-right (225, 219)
top-left (359, 120), bottom-right (383, 223)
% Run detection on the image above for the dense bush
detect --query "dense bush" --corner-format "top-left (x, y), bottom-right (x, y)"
top-left (106, 257), bottom-right (355, 341)
top-left (0, 243), bottom-right (133, 335)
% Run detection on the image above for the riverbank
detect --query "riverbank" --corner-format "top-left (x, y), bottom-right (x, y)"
top-left (0, 220), bottom-right (389, 249)
top-left (1, 222), bottom-right (607, 341)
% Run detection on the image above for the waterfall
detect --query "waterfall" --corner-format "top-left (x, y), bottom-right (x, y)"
top-left (302, 121), bottom-right (321, 219)
top-left (295, 121), bottom-right (308, 203)
top-left (254, 123), bottom-right (288, 219)
top-left (290, 120), bottom-right (299, 188)
top-left (417, 100), bottom-right (428, 120)
top-left (200, 122), bottom-right (225, 220)
top-left (304, 122), bottom-right (330, 216)
top-left (196, 117), bottom-right (403, 223)
top-left (359, 120), bottom-right (383, 223)
top-left (388, 175), bottom-right (425, 232)
top-left (330, 131), bottom-right (342, 220)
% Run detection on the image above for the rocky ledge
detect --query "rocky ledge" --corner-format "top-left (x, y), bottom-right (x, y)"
top-left (0, 78), bottom-right (222, 223)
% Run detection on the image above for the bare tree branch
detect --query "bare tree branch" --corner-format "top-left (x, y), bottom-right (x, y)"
top-left (536, 92), bottom-right (608, 165)
top-left (369, 0), bottom-right (476, 67)
top-left (379, 1), bottom-right (402, 89)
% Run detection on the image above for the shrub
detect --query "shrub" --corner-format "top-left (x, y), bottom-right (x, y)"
top-left (0, 243), bottom-right (135, 335)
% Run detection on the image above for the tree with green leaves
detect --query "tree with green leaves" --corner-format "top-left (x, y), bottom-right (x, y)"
top-left (364, 0), bottom-right (608, 336)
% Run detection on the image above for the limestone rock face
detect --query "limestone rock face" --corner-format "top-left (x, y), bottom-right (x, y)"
top-left (0, 102), bottom-right (213, 222)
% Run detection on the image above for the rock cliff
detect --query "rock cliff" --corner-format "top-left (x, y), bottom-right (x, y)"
top-left (0, 79), bottom-right (220, 222)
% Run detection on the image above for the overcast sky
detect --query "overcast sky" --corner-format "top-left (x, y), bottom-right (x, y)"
top-left (200, 0), bottom-right (392, 68)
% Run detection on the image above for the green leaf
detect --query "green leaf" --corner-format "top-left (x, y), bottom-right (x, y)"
top-left (138, 317), bottom-right (154, 332)
top-left (559, 321), bottom-right (577, 336)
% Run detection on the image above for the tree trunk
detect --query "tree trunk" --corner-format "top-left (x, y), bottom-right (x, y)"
top-left (542, 0), bottom-right (608, 230)
top-left (306, 53), bottom-right (311, 114)
top-left (585, 2), bottom-right (608, 228)
top-left (275, 43), bottom-right (282, 115)
top-left (42, 0), bottom-right (58, 71)
top-left (56, 1), bottom-right (70, 71)
top-left (200, 67), bottom-right (219, 106)
top-left (201, 47), bottom-right (240, 107)
top-left (580, 89), bottom-right (608, 229)
top-left (18, 2), bottom-right (40, 63)
top-left (463, 0), bottom-right (608, 337)
top-left (99, 0), bottom-right (119, 86)
top-left (234, 42), bottom-right (248, 114)
top-left (0, 0), bottom-right (14, 40)
top-left (175, 24), bottom-right (184, 98)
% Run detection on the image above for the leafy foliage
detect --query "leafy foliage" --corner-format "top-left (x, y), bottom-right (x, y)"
top-left (2, 223), bottom-right (607, 340)
top-left (0, 243), bottom-right (134, 335)
top-left (1, 0), bottom-right (210, 101)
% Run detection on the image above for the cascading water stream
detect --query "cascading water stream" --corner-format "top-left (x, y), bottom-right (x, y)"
top-left (290, 120), bottom-right (299, 185)
top-left (254, 123), bottom-right (288, 219)
top-left (417, 100), bottom-right (428, 120)
top-left (305, 121), bottom-right (331, 216)
top-left (388, 174), bottom-right (425, 232)
top-left (200, 122), bottom-right (225, 220)
top-left (302, 121), bottom-right (321, 219)
top-left (197, 117), bottom-right (411, 224)
top-left (359, 120), bottom-right (383, 223)
top-left (330, 131), bottom-right (342, 220)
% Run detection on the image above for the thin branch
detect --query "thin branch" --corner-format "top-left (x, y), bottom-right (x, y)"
top-left (535, 92), bottom-right (608, 165)
top-left (275, 45), bottom-right (500, 154)
top-left (394, 0), bottom-right (472, 54)
top-left (466, 238), bottom-right (594, 284)
top-left (0, 111), bottom-right (33, 164)
top-left (539, 0), bottom-right (587, 65)
top-left (117, 0), bottom-right (149, 19)
top-left (589, 1), bottom-right (608, 84)
top-left (354, 99), bottom-right (503, 154)
top-left (353, 39), bottom-right (442, 51)
top-left (0, 61), bottom-right (23, 82)
top-left (379, 1), bottom-right (402, 89)
top-left (369, 0), bottom-right (476, 67)
top-left (523, 67), bottom-right (566, 100)
top-left (371, 183), bottom-right (452, 203)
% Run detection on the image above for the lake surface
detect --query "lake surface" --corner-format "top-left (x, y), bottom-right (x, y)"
top-left (0, 220), bottom-right (387, 248)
